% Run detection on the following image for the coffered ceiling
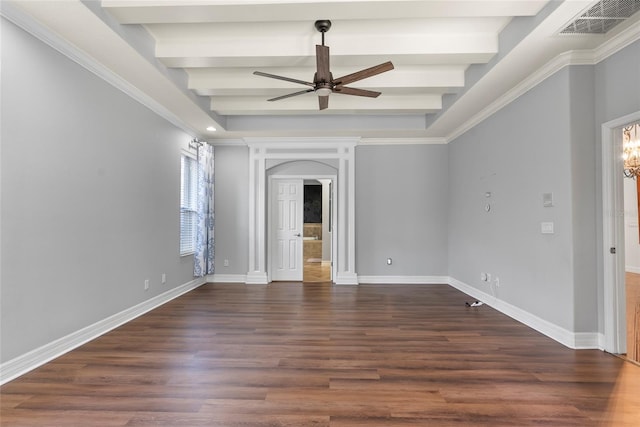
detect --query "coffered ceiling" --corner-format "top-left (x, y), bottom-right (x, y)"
top-left (3, 1), bottom-right (640, 141)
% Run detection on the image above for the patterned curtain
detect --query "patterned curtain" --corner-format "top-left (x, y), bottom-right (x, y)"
top-left (194, 143), bottom-right (214, 277)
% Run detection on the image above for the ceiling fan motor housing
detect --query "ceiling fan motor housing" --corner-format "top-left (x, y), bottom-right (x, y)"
top-left (314, 20), bottom-right (332, 33)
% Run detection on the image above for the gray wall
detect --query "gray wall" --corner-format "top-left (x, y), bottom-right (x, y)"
top-left (448, 68), bottom-right (576, 331)
top-left (213, 145), bottom-right (250, 274)
top-left (355, 144), bottom-right (449, 276)
top-left (569, 65), bottom-right (598, 334)
top-left (0, 19), bottom-right (195, 362)
top-left (447, 38), bottom-right (640, 334)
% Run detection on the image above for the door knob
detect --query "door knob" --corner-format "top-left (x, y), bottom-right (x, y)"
top-left (295, 233), bottom-right (301, 237)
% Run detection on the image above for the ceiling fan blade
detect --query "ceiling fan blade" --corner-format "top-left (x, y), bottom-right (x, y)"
top-left (253, 71), bottom-right (315, 87)
top-left (319, 95), bottom-right (329, 110)
top-left (267, 89), bottom-right (314, 102)
top-left (316, 45), bottom-right (331, 83)
top-left (333, 61), bottom-right (394, 86)
top-left (333, 86), bottom-right (381, 98)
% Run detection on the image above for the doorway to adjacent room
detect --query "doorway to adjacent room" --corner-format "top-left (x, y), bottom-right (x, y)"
top-left (602, 112), bottom-right (640, 360)
top-left (303, 180), bottom-right (332, 282)
top-left (268, 174), bottom-right (336, 283)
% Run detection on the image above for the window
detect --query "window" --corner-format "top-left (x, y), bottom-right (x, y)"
top-left (180, 153), bottom-right (198, 255)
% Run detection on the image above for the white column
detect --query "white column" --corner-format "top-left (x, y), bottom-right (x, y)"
top-left (246, 145), bottom-right (268, 284)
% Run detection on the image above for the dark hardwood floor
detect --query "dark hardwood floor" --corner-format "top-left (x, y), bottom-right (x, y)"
top-left (2, 283), bottom-right (639, 426)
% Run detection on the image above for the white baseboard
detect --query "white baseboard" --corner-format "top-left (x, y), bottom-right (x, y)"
top-left (208, 274), bottom-right (247, 283)
top-left (597, 332), bottom-right (607, 351)
top-left (358, 275), bottom-right (449, 284)
top-left (245, 271), bottom-right (268, 284)
top-left (0, 277), bottom-right (206, 385)
top-left (447, 277), bottom-right (600, 350)
top-left (334, 272), bottom-right (359, 285)
top-left (626, 266), bottom-right (640, 274)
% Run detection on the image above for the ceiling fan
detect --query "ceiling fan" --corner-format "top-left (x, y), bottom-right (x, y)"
top-left (253, 20), bottom-right (394, 110)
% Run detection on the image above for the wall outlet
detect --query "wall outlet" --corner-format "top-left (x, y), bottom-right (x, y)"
top-left (144, 279), bottom-right (150, 290)
top-left (161, 273), bottom-right (166, 284)
top-left (480, 272), bottom-right (487, 281)
top-left (495, 276), bottom-right (500, 287)
top-left (486, 273), bottom-right (491, 282)
top-left (223, 259), bottom-right (229, 267)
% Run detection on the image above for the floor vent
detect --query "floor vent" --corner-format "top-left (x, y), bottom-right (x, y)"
top-left (561, 0), bottom-right (640, 34)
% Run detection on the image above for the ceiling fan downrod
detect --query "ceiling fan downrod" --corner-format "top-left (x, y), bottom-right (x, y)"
top-left (314, 20), bottom-right (331, 46)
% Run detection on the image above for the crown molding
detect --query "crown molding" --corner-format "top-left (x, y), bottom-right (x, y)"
top-left (593, 18), bottom-right (640, 64)
top-left (446, 50), bottom-right (592, 143)
top-left (0, 1), bottom-right (200, 138)
top-left (359, 137), bottom-right (447, 145)
top-left (446, 23), bottom-right (640, 144)
top-left (208, 138), bottom-right (247, 146)
top-left (244, 136), bottom-right (361, 147)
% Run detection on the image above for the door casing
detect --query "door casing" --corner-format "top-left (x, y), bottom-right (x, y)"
top-left (268, 174), bottom-right (337, 283)
top-left (602, 110), bottom-right (640, 353)
top-left (246, 138), bottom-right (358, 285)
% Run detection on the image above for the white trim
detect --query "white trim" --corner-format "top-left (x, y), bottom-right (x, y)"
top-left (448, 277), bottom-right (600, 350)
top-left (245, 271), bottom-right (269, 284)
top-left (592, 18), bottom-right (640, 64)
top-left (598, 333), bottom-right (607, 350)
top-left (626, 266), bottom-right (640, 274)
top-left (246, 138), bottom-right (358, 285)
top-left (446, 29), bottom-right (640, 143)
top-left (213, 137), bottom-right (448, 147)
top-left (208, 274), bottom-right (247, 283)
top-left (208, 138), bottom-right (246, 146)
top-left (446, 51), bottom-right (592, 142)
top-left (334, 272), bottom-right (359, 285)
top-left (602, 111), bottom-right (640, 354)
top-left (358, 275), bottom-right (449, 284)
top-left (0, 278), bottom-right (206, 385)
top-left (359, 138), bottom-right (447, 145)
top-left (0, 2), bottom-right (202, 137)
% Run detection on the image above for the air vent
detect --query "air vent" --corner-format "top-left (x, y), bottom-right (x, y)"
top-left (561, 0), bottom-right (640, 34)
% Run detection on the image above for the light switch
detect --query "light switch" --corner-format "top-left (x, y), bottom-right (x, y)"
top-left (541, 222), bottom-right (554, 234)
top-left (543, 193), bottom-right (553, 207)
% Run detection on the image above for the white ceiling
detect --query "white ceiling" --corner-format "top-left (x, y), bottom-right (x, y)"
top-left (3, 0), bottom-right (640, 142)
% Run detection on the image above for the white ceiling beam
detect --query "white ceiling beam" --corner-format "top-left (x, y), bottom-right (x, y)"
top-left (211, 93), bottom-right (442, 115)
top-left (160, 53), bottom-right (495, 68)
top-left (102, 1), bottom-right (548, 24)
top-left (146, 17), bottom-right (509, 39)
top-left (196, 87), bottom-right (459, 97)
top-left (152, 31), bottom-right (499, 61)
top-left (187, 65), bottom-right (466, 92)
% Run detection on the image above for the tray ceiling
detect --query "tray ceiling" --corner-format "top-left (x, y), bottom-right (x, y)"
top-left (3, 1), bottom-right (639, 141)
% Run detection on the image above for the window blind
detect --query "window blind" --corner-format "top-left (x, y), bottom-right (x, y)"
top-left (180, 154), bottom-right (198, 255)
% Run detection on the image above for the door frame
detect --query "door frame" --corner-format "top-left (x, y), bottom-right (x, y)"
top-left (268, 175), bottom-right (337, 283)
top-left (245, 137), bottom-right (359, 285)
top-left (602, 110), bottom-right (640, 353)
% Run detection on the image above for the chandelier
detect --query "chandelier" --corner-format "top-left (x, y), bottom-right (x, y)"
top-left (623, 123), bottom-right (640, 179)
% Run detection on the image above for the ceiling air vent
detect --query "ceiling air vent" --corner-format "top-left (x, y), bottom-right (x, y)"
top-left (561, 0), bottom-right (640, 34)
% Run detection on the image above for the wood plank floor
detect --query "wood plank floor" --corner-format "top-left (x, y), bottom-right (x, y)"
top-left (303, 260), bottom-right (331, 282)
top-left (2, 283), bottom-right (639, 426)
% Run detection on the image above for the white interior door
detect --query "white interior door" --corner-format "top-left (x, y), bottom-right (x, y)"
top-left (271, 179), bottom-right (303, 281)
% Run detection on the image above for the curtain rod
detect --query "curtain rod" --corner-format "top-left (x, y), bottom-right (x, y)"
top-left (189, 138), bottom-right (204, 150)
